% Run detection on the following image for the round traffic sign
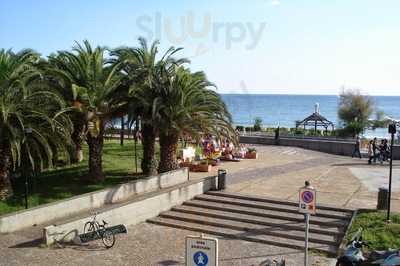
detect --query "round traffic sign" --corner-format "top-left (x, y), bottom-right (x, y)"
top-left (301, 190), bottom-right (314, 204)
top-left (193, 251), bottom-right (208, 266)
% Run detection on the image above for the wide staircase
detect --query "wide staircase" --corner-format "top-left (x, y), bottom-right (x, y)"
top-left (147, 191), bottom-right (355, 256)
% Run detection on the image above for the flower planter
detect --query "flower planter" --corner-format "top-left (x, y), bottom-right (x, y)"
top-left (191, 164), bottom-right (212, 172)
top-left (207, 159), bottom-right (220, 166)
top-left (179, 162), bottom-right (192, 168)
top-left (245, 152), bottom-right (258, 159)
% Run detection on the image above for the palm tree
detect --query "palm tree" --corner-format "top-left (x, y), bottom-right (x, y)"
top-left (0, 49), bottom-right (73, 199)
top-left (43, 56), bottom-right (86, 163)
top-left (48, 41), bottom-right (125, 182)
top-left (156, 67), bottom-right (236, 173)
top-left (112, 38), bottom-right (188, 175)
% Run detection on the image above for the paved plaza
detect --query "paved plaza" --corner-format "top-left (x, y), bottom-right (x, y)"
top-left (193, 144), bottom-right (400, 211)
top-left (1, 144), bottom-right (399, 265)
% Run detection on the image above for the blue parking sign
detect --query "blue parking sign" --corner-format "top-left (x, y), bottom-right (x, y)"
top-left (194, 251), bottom-right (208, 266)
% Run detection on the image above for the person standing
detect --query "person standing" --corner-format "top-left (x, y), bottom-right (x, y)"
top-left (368, 140), bottom-right (374, 164)
top-left (382, 139), bottom-right (389, 162)
top-left (372, 138), bottom-right (378, 163)
top-left (352, 135), bottom-right (362, 159)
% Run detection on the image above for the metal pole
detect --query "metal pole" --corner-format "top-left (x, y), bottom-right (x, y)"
top-left (304, 213), bottom-right (309, 266)
top-left (134, 137), bottom-right (138, 173)
top-left (24, 174), bottom-right (28, 209)
top-left (134, 119), bottom-right (139, 173)
top-left (387, 132), bottom-right (394, 222)
top-left (120, 116), bottom-right (125, 146)
top-left (23, 127), bottom-right (32, 209)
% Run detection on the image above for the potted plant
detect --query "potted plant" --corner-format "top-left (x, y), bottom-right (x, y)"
top-left (245, 147), bottom-right (258, 159)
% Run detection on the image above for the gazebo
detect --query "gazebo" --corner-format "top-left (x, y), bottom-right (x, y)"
top-left (296, 103), bottom-right (335, 133)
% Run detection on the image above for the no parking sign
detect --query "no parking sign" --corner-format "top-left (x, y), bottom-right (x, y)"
top-left (299, 187), bottom-right (316, 215)
top-left (299, 182), bottom-right (316, 266)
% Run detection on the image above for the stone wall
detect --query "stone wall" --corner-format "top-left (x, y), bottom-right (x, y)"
top-left (240, 136), bottom-right (400, 159)
top-left (0, 168), bottom-right (189, 233)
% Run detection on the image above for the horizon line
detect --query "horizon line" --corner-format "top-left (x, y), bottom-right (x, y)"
top-left (217, 92), bottom-right (400, 97)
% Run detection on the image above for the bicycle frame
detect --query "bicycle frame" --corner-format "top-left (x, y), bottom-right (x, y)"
top-left (87, 213), bottom-right (104, 235)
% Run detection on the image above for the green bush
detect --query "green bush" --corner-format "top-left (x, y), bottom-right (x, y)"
top-left (253, 117), bottom-right (263, 131)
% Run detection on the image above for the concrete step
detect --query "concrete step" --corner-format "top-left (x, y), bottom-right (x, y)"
top-left (159, 211), bottom-right (339, 246)
top-left (183, 199), bottom-right (347, 227)
top-left (206, 191), bottom-right (354, 214)
top-left (195, 194), bottom-right (351, 220)
top-left (147, 216), bottom-right (338, 256)
top-left (171, 205), bottom-right (344, 236)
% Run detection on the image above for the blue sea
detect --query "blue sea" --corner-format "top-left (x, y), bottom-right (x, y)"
top-left (221, 94), bottom-right (400, 138)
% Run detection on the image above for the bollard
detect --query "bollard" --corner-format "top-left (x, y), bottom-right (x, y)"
top-left (218, 169), bottom-right (227, 190)
top-left (377, 187), bottom-right (389, 210)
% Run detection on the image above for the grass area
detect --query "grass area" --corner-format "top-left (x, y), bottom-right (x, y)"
top-left (0, 139), bottom-right (155, 216)
top-left (346, 210), bottom-right (400, 250)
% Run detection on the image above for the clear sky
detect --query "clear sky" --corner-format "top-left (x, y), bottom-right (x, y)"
top-left (1, 0), bottom-right (399, 95)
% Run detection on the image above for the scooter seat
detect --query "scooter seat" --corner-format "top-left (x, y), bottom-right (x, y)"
top-left (369, 250), bottom-right (398, 261)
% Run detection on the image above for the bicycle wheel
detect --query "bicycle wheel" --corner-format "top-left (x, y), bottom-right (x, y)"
top-left (83, 222), bottom-right (96, 238)
top-left (101, 229), bottom-right (115, 248)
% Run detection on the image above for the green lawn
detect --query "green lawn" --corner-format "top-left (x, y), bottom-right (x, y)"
top-left (0, 139), bottom-right (153, 216)
top-left (346, 210), bottom-right (400, 250)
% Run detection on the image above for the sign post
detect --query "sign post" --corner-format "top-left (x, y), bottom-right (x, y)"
top-left (186, 234), bottom-right (218, 266)
top-left (299, 181), bottom-right (316, 266)
top-left (387, 123), bottom-right (396, 222)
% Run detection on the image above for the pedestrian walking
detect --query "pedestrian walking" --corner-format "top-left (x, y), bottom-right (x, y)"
top-left (352, 135), bottom-right (362, 159)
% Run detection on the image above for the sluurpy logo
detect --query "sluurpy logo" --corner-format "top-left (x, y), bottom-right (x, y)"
top-left (136, 11), bottom-right (267, 56)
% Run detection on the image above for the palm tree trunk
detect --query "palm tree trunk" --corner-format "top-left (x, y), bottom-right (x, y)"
top-left (141, 123), bottom-right (158, 176)
top-left (158, 133), bottom-right (179, 173)
top-left (0, 143), bottom-right (13, 200)
top-left (71, 119), bottom-right (85, 163)
top-left (86, 125), bottom-right (105, 182)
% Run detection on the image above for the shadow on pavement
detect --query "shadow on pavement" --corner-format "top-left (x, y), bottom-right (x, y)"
top-left (157, 260), bottom-right (183, 265)
top-left (8, 238), bottom-right (43, 248)
top-left (332, 162), bottom-right (400, 167)
top-left (220, 250), bottom-right (301, 262)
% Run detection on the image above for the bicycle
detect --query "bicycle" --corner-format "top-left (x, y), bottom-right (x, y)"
top-left (83, 212), bottom-right (115, 248)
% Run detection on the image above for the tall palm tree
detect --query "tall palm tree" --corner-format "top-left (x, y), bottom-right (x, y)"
top-left (0, 49), bottom-right (73, 199)
top-left (48, 41), bottom-right (124, 182)
top-left (43, 56), bottom-right (86, 163)
top-left (112, 38), bottom-right (188, 175)
top-left (156, 67), bottom-right (236, 173)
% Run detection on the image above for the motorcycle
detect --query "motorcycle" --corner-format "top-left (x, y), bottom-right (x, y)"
top-left (336, 228), bottom-right (400, 266)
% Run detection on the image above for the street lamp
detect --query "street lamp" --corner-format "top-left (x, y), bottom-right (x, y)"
top-left (24, 127), bottom-right (32, 209)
